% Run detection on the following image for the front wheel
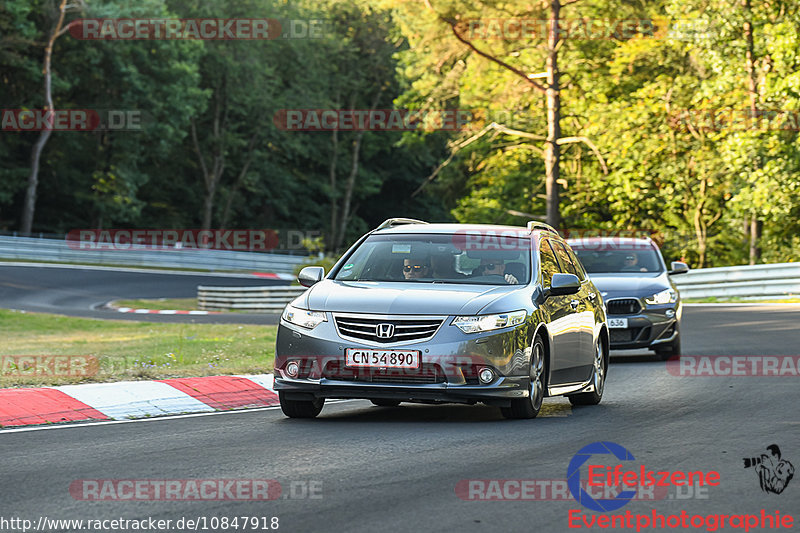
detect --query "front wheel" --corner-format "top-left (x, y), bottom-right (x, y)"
top-left (569, 339), bottom-right (606, 406)
top-left (279, 392), bottom-right (324, 418)
top-left (654, 333), bottom-right (681, 361)
top-left (501, 333), bottom-right (545, 420)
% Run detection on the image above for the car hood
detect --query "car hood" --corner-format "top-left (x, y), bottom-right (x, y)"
top-left (587, 273), bottom-right (671, 299)
top-left (300, 280), bottom-right (518, 315)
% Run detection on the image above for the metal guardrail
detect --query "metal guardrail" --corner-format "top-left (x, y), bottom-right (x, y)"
top-left (0, 235), bottom-right (310, 273)
top-left (673, 263), bottom-right (800, 299)
top-left (198, 285), bottom-right (307, 312)
top-left (194, 263), bottom-right (800, 313)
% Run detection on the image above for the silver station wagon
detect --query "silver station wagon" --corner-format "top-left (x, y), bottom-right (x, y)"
top-left (274, 219), bottom-right (609, 419)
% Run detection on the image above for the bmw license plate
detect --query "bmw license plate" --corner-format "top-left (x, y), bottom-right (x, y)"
top-left (345, 349), bottom-right (420, 369)
top-left (608, 318), bottom-right (628, 329)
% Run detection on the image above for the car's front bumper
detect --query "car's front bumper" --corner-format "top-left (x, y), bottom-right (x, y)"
top-left (274, 313), bottom-right (535, 406)
top-left (276, 377), bottom-right (530, 406)
top-left (607, 302), bottom-right (681, 350)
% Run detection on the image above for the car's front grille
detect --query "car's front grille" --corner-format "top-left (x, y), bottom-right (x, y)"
top-left (322, 361), bottom-right (445, 384)
top-left (606, 299), bottom-right (642, 315)
top-left (333, 315), bottom-right (443, 344)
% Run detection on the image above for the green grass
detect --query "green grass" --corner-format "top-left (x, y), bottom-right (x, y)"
top-left (0, 308), bottom-right (276, 388)
top-left (683, 296), bottom-right (800, 303)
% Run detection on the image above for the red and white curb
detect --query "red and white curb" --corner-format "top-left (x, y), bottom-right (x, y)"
top-left (0, 374), bottom-right (277, 428)
top-left (251, 272), bottom-right (295, 280)
top-left (113, 307), bottom-right (219, 315)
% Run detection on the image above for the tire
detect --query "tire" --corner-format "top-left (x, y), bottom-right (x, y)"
top-left (370, 399), bottom-right (401, 407)
top-left (569, 338), bottom-right (606, 406)
top-left (654, 332), bottom-right (681, 361)
top-left (279, 392), bottom-right (324, 418)
top-left (501, 333), bottom-right (546, 420)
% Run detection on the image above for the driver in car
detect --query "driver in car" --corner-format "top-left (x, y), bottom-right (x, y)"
top-left (476, 258), bottom-right (518, 284)
top-left (403, 257), bottom-right (431, 280)
top-left (621, 252), bottom-right (648, 272)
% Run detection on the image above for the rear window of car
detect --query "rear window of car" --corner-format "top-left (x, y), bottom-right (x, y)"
top-left (333, 233), bottom-right (532, 284)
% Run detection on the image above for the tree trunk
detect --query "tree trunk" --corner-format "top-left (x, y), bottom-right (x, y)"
top-left (191, 80), bottom-right (228, 232)
top-left (749, 214), bottom-right (762, 265)
top-left (20, 0), bottom-right (68, 234)
top-left (220, 131), bottom-right (260, 228)
top-left (327, 128), bottom-right (339, 251)
top-left (333, 89), bottom-right (383, 251)
top-left (334, 131), bottom-right (366, 251)
top-left (742, 0), bottom-right (761, 264)
top-left (545, 0), bottom-right (562, 230)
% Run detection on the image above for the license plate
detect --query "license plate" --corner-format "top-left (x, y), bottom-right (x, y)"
top-left (608, 318), bottom-right (628, 329)
top-left (345, 349), bottom-right (420, 369)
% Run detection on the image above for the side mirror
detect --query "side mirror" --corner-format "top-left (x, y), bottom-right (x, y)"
top-left (298, 266), bottom-right (325, 287)
top-left (550, 273), bottom-right (581, 296)
top-left (669, 261), bottom-right (689, 275)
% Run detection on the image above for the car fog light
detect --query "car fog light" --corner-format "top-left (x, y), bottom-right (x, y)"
top-left (665, 309), bottom-right (675, 318)
top-left (286, 361), bottom-right (300, 378)
top-left (478, 367), bottom-right (495, 384)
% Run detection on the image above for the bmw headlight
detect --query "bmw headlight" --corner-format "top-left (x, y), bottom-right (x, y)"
top-left (644, 289), bottom-right (677, 305)
top-left (282, 304), bottom-right (327, 329)
top-left (452, 310), bottom-right (527, 333)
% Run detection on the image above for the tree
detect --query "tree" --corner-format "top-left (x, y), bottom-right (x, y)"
top-left (19, 0), bottom-right (76, 234)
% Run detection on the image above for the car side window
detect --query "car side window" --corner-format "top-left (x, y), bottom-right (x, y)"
top-left (552, 241), bottom-right (579, 277)
top-left (539, 239), bottom-right (560, 286)
top-left (565, 245), bottom-right (588, 281)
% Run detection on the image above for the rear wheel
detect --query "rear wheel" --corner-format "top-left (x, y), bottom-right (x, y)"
top-left (501, 333), bottom-right (545, 420)
top-left (370, 399), bottom-right (401, 407)
top-left (569, 339), bottom-right (606, 406)
top-left (279, 392), bottom-right (324, 418)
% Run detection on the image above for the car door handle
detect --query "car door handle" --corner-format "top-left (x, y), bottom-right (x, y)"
top-left (570, 299), bottom-right (580, 310)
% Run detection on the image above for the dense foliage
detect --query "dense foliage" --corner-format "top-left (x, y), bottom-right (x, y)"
top-left (1, 0), bottom-right (798, 266)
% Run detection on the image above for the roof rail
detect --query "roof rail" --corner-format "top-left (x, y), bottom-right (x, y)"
top-left (526, 221), bottom-right (559, 235)
top-left (375, 218), bottom-right (429, 230)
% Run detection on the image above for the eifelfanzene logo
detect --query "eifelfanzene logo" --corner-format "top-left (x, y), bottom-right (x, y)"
top-left (568, 442), bottom-right (720, 513)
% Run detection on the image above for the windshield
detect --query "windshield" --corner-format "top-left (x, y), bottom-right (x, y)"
top-left (334, 233), bottom-right (531, 285)
top-left (570, 244), bottom-right (665, 274)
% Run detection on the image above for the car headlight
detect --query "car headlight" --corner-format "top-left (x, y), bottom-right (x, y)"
top-left (644, 289), bottom-right (677, 305)
top-left (452, 310), bottom-right (527, 333)
top-left (282, 304), bottom-right (327, 329)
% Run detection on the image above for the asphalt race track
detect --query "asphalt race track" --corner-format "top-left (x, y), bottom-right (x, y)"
top-left (0, 263), bottom-right (288, 324)
top-left (2, 305), bottom-right (799, 533)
